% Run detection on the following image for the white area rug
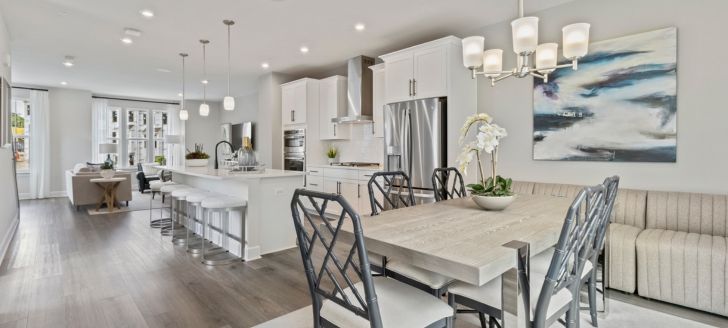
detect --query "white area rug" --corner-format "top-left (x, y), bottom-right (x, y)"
top-left (86, 191), bottom-right (167, 215)
top-left (253, 298), bottom-right (714, 328)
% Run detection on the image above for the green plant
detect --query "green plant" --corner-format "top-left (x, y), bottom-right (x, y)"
top-left (154, 155), bottom-right (166, 164)
top-left (100, 162), bottom-right (114, 170)
top-left (467, 176), bottom-right (513, 197)
top-left (186, 144), bottom-right (210, 160)
top-left (326, 146), bottom-right (337, 159)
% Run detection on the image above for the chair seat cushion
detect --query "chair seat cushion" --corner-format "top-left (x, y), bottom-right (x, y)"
top-left (448, 272), bottom-right (572, 319)
top-left (150, 180), bottom-right (175, 191)
top-left (186, 192), bottom-right (215, 203)
top-left (320, 276), bottom-right (453, 328)
top-left (387, 260), bottom-right (453, 290)
top-left (171, 188), bottom-right (198, 198)
top-left (202, 196), bottom-right (247, 209)
top-left (531, 247), bottom-right (593, 280)
top-left (160, 184), bottom-right (187, 193)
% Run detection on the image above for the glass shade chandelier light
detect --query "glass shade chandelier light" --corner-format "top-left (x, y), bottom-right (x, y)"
top-left (462, 0), bottom-right (590, 85)
top-left (223, 20), bottom-right (236, 111)
top-left (179, 53), bottom-right (189, 121)
top-left (199, 39), bottom-right (210, 117)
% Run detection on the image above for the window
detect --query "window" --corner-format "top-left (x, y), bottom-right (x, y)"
top-left (10, 98), bottom-right (30, 172)
top-left (97, 106), bottom-right (170, 168)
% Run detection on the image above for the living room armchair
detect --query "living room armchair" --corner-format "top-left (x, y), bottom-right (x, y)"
top-left (136, 163), bottom-right (160, 193)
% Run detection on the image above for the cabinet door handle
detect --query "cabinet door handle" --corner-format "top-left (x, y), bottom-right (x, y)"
top-left (333, 124), bottom-right (337, 136)
top-left (413, 79), bottom-right (417, 96)
top-left (309, 170), bottom-right (319, 173)
top-left (408, 79), bottom-right (413, 96)
top-left (309, 183), bottom-right (318, 187)
top-left (291, 110), bottom-right (295, 122)
top-left (357, 184), bottom-right (361, 198)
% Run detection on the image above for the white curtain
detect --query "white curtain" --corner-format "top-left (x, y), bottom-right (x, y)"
top-left (29, 90), bottom-right (50, 199)
top-left (91, 99), bottom-right (109, 162)
top-left (166, 105), bottom-right (185, 167)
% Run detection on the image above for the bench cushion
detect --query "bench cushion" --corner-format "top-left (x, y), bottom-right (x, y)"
top-left (607, 223), bottom-right (641, 293)
top-left (647, 191), bottom-right (728, 237)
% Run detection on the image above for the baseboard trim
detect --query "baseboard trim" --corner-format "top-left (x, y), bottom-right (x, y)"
top-left (0, 214), bottom-right (19, 264)
top-left (18, 193), bottom-right (32, 200)
top-left (49, 191), bottom-right (67, 198)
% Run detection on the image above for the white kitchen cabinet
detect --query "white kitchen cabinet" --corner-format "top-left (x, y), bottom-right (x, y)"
top-left (383, 54), bottom-right (414, 104)
top-left (281, 78), bottom-right (317, 126)
top-left (370, 64), bottom-right (385, 138)
top-left (413, 47), bottom-right (448, 100)
top-left (308, 166), bottom-right (382, 215)
top-left (319, 76), bottom-right (350, 140)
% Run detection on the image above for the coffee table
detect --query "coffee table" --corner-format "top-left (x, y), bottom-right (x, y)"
top-left (90, 177), bottom-right (127, 212)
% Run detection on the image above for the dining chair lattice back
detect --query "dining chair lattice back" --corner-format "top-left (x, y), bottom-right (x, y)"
top-left (431, 167), bottom-right (467, 201)
top-left (367, 171), bottom-right (416, 216)
top-left (290, 189), bottom-right (383, 328)
top-left (534, 184), bottom-right (607, 328)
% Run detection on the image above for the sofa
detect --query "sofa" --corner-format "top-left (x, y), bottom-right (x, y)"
top-left (66, 166), bottom-right (133, 210)
top-left (511, 180), bottom-right (728, 317)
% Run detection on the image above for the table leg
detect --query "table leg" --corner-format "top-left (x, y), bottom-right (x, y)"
top-left (501, 240), bottom-right (530, 328)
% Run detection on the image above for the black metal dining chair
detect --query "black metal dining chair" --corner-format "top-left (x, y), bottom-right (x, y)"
top-left (366, 171), bottom-right (454, 298)
top-left (447, 184), bottom-right (607, 328)
top-left (431, 167), bottom-right (467, 201)
top-left (290, 189), bottom-right (454, 328)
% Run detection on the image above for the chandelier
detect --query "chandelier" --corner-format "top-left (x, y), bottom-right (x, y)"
top-left (462, 0), bottom-right (590, 85)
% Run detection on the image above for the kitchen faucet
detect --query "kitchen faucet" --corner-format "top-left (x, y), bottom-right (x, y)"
top-left (214, 140), bottom-right (234, 170)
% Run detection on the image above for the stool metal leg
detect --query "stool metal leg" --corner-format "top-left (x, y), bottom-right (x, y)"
top-left (201, 207), bottom-right (242, 266)
top-left (172, 198), bottom-right (189, 245)
top-left (150, 191), bottom-right (171, 228)
top-left (186, 201), bottom-right (204, 254)
top-left (161, 195), bottom-right (175, 236)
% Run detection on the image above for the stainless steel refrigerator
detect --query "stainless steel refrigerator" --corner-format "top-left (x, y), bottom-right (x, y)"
top-left (383, 97), bottom-right (446, 196)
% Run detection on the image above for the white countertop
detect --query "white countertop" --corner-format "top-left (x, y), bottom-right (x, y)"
top-left (308, 164), bottom-right (382, 172)
top-left (158, 166), bottom-right (305, 180)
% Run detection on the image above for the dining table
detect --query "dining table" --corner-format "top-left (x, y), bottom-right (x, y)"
top-left (338, 193), bottom-right (577, 328)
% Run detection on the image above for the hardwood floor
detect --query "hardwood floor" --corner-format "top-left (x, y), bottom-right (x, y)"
top-left (1, 198), bottom-right (313, 328)
top-left (2, 198), bottom-right (726, 328)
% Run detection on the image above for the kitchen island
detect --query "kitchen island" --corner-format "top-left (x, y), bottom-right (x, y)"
top-left (159, 166), bottom-right (305, 261)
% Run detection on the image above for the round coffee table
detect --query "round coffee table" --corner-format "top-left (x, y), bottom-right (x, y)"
top-left (90, 177), bottom-right (127, 212)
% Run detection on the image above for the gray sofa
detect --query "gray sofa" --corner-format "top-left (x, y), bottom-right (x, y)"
top-left (66, 170), bottom-right (133, 210)
top-left (512, 181), bottom-right (728, 316)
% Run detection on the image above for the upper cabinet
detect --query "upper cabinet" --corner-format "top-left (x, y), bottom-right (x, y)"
top-left (319, 76), bottom-right (350, 140)
top-left (281, 78), bottom-right (318, 126)
top-left (370, 63), bottom-right (385, 138)
top-left (381, 39), bottom-right (450, 104)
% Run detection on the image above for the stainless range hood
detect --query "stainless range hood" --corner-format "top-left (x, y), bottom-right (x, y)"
top-left (332, 55), bottom-right (375, 124)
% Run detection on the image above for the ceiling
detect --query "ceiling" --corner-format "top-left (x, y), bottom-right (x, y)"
top-left (0, 0), bottom-right (576, 101)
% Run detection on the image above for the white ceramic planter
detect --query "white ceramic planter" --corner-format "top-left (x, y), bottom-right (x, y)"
top-left (99, 169), bottom-right (115, 179)
top-left (186, 159), bottom-right (209, 167)
top-left (472, 195), bottom-right (516, 211)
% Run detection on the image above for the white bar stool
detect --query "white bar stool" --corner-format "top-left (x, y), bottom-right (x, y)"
top-left (148, 180), bottom-right (176, 228)
top-left (169, 188), bottom-right (200, 244)
top-left (184, 191), bottom-right (216, 254)
top-left (159, 184), bottom-right (191, 236)
top-left (200, 196), bottom-right (247, 266)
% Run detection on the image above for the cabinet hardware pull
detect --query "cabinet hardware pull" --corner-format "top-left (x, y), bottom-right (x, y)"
top-left (413, 79), bottom-right (417, 96)
top-left (334, 124), bottom-right (336, 136)
top-left (309, 183), bottom-right (318, 186)
top-left (408, 79), bottom-right (413, 96)
top-left (291, 110), bottom-right (295, 122)
top-left (309, 170), bottom-right (319, 173)
top-left (357, 184), bottom-right (360, 198)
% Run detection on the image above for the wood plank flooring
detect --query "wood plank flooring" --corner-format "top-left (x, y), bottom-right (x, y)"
top-left (2, 197), bottom-right (727, 328)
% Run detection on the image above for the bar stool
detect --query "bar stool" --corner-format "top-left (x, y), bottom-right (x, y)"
top-left (169, 188), bottom-right (200, 245)
top-left (159, 184), bottom-right (191, 236)
top-left (148, 180), bottom-right (176, 228)
top-left (184, 191), bottom-right (216, 254)
top-left (200, 196), bottom-right (247, 266)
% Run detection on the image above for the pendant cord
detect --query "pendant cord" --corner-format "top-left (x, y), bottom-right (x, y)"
top-left (518, 0), bottom-right (524, 17)
top-left (227, 24), bottom-right (231, 96)
top-left (181, 55), bottom-right (185, 110)
top-left (202, 42), bottom-right (207, 104)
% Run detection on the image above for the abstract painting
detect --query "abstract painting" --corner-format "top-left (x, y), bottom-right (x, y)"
top-left (533, 27), bottom-right (677, 162)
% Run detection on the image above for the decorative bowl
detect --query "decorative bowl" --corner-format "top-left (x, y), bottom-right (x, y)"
top-left (472, 195), bottom-right (516, 211)
top-left (100, 169), bottom-right (115, 179)
top-left (186, 159), bottom-right (209, 167)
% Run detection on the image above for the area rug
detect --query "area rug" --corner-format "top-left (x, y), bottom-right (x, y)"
top-left (87, 191), bottom-right (168, 215)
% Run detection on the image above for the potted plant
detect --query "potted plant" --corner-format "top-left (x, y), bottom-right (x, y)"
top-left (99, 162), bottom-right (115, 179)
top-left (185, 144), bottom-right (210, 167)
top-left (326, 145), bottom-right (338, 165)
top-left (457, 113), bottom-right (514, 210)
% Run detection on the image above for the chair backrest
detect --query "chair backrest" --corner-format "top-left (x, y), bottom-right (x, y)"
top-left (431, 167), bottom-right (467, 202)
top-left (290, 189), bottom-right (382, 328)
top-left (367, 171), bottom-right (416, 216)
top-left (533, 184), bottom-right (606, 327)
top-left (160, 170), bottom-right (172, 182)
top-left (137, 163), bottom-right (143, 172)
top-left (593, 176), bottom-right (620, 255)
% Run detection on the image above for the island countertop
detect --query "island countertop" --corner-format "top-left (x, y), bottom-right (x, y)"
top-left (157, 166), bottom-right (306, 180)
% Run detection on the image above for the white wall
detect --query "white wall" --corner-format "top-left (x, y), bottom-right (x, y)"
top-left (184, 100), bottom-right (223, 166)
top-left (48, 87), bottom-right (93, 195)
top-left (323, 125), bottom-right (383, 165)
top-left (471, 0), bottom-right (728, 194)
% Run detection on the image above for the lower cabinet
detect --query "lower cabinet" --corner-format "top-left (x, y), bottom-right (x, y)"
top-left (306, 167), bottom-right (380, 216)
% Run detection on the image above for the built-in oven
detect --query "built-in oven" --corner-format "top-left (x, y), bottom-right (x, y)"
top-left (283, 128), bottom-right (305, 172)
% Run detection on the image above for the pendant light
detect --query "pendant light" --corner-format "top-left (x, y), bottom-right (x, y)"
top-left (223, 20), bottom-right (235, 111)
top-left (179, 53), bottom-right (189, 121)
top-left (199, 39), bottom-right (210, 117)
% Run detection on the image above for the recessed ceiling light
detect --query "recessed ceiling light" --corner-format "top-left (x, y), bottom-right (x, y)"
top-left (121, 37), bottom-right (133, 44)
top-left (261, 62), bottom-right (270, 69)
top-left (355, 23), bottom-right (366, 31)
top-left (156, 68), bottom-right (171, 73)
top-left (60, 81), bottom-right (68, 85)
top-left (139, 9), bottom-right (154, 18)
top-left (201, 79), bottom-right (209, 84)
top-left (300, 46), bottom-right (309, 54)
top-left (62, 56), bottom-right (74, 67)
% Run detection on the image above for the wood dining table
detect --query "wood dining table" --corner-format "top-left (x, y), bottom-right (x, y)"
top-left (338, 194), bottom-right (576, 328)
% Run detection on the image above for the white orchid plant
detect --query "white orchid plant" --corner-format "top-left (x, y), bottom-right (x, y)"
top-left (457, 113), bottom-right (514, 197)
